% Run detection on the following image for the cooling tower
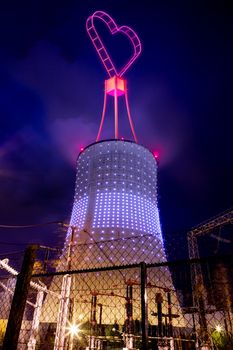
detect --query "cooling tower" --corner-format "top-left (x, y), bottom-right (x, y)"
top-left (64, 139), bottom-right (166, 268)
top-left (46, 139), bottom-right (186, 329)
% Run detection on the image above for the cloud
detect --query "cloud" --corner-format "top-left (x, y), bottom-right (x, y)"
top-left (132, 80), bottom-right (191, 168)
top-left (8, 40), bottom-right (193, 172)
top-left (10, 42), bottom-right (101, 162)
top-left (49, 116), bottom-right (97, 164)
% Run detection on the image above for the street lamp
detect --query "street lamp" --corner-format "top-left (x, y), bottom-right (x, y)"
top-left (66, 322), bottom-right (81, 350)
top-left (68, 323), bottom-right (80, 336)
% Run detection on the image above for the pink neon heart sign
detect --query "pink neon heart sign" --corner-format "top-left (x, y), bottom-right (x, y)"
top-left (86, 11), bottom-right (142, 77)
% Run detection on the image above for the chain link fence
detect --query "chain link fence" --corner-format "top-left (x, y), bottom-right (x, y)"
top-left (0, 242), bottom-right (232, 349)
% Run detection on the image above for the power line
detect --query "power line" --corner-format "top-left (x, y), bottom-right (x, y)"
top-left (0, 241), bottom-right (29, 246)
top-left (0, 220), bottom-right (64, 229)
top-left (0, 251), bottom-right (24, 257)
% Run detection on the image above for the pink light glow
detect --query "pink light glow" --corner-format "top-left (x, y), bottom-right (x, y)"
top-left (86, 11), bottom-right (142, 78)
top-left (105, 76), bottom-right (126, 96)
top-left (80, 147), bottom-right (84, 152)
top-left (153, 151), bottom-right (159, 159)
top-left (87, 11), bottom-right (140, 143)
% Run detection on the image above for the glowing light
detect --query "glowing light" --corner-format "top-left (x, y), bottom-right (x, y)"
top-left (67, 196), bottom-right (88, 241)
top-left (66, 322), bottom-right (81, 336)
top-left (153, 151), bottom-right (159, 159)
top-left (86, 11), bottom-right (142, 78)
top-left (215, 325), bottom-right (222, 333)
top-left (93, 190), bottom-right (161, 236)
top-left (86, 11), bottom-right (140, 142)
top-left (106, 76), bottom-right (126, 96)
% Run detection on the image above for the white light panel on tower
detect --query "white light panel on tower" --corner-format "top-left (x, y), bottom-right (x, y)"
top-left (93, 191), bottom-right (161, 237)
top-left (66, 195), bottom-right (89, 240)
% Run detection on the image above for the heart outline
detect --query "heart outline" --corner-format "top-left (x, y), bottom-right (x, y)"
top-left (86, 11), bottom-right (142, 77)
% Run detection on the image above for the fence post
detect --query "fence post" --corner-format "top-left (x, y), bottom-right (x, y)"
top-left (140, 261), bottom-right (148, 350)
top-left (2, 245), bottom-right (38, 350)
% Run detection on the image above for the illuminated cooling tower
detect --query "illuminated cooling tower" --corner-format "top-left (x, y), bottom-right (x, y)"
top-left (41, 12), bottom-right (187, 337)
top-left (51, 139), bottom-right (185, 328)
top-left (64, 139), bottom-right (166, 268)
top-left (42, 140), bottom-right (185, 329)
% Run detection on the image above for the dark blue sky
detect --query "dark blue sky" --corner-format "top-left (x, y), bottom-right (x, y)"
top-left (0, 1), bottom-right (232, 256)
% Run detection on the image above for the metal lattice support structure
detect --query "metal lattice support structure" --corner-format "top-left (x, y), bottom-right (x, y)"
top-left (188, 208), bottom-right (233, 260)
top-left (188, 208), bottom-right (233, 288)
top-left (187, 208), bottom-right (233, 349)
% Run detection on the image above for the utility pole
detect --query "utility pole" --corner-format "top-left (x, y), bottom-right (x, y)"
top-left (2, 245), bottom-right (38, 350)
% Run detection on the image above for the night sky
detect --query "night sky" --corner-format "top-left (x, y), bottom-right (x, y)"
top-left (0, 1), bottom-right (232, 258)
